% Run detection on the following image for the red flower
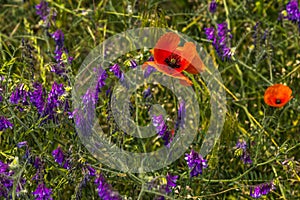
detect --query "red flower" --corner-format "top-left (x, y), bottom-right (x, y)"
top-left (143, 32), bottom-right (205, 85)
top-left (264, 84), bottom-right (292, 107)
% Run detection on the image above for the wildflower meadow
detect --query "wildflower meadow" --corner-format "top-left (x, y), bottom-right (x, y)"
top-left (0, 0), bottom-right (299, 199)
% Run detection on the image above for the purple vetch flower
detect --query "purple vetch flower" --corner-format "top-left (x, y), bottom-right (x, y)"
top-left (235, 139), bottom-right (252, 164)
top-left (95, 66), bottom-right (108, 92)
top-left (152, 115), bottom-right (168, 137)
top-left (144, 65), bottom-right (157, 78)
top-left (152, 115), bottom-right (174, 147)
top-left (33, 157), bottom-right (42, 169)
top-left (54, 46), bottom-right (63, 62)
top-left (143, 86), bottom-right (151, 99)
top-left (130, 59), bottom-right (138, 68)
top-left (236, 139), bottom-right (247, 150)
top-left (286, 0), bottom-right (300, 23)
top-left (204, 27), bottom-right (215, 41)
top-left (205, 22), bottom-right (233, 60)
top-left (175, 100), bottom-right (186, 130)
top-left (87, 165), bottom-right (96, 177)
top-left (32, 183), bottom-right (53, 200)
top-left (52, 146), bottom-right (65, 166)
top-left (0, 116), bottom-right (13, 131)
top-left (144, 56), bottom-right (157, 78)
top-left (165, 173), bottom-right (178, 193)
top-left (110, 63), bottom-right (124, 80)
top-left (35, 0), bottom-right (50, 21)
top-left (209, 0), bottom-right (217, 13)
top-left (29, 83), bottom-right (45, 114)
top-left (249, 181), bottom-right (275, 198)
top-left (10, 84), bottom-right (29, 105)
top-left (0, 160), bottom-right (25, 198)
top-left (0, 160), bottom-right (9, 173)
top-left (17, 141), bottom-right (28, 148)
top-left (94, 174), bottom-right (121, 200)
top-left (52, 30), bottom-right (64, 48)
top-left (185, 149), bottom-right (208, 177)
top-left (42, 82), bottom-right (65, 120)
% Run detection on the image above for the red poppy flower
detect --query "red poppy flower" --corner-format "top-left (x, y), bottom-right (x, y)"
top-left (143, 32), bottom-right (205, 86)
top-left (264, 84), bottom-right (293, 107)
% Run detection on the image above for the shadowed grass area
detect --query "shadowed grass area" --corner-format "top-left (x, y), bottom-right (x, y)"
top-left (0, 0), bottom-right (299, 199)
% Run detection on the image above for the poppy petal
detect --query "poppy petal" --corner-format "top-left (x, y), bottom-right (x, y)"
top-left (143, 61), bottom-right (192, 86)
top-left (264, 84), bottom-right (292, 107)
top-left (184, 51), bottom-right (205, 74)
top-left (153, 32), bottom-right (180, 65)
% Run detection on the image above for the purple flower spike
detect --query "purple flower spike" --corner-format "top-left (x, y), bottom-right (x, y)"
top-left (95, 67), bottom-right (108, 92)
top-left (175, 100), bottom-right (186, 130)
top-left (29, 83), bottom-right (45, 114)
top-left (205, 22), bottom-right (233, 60)
top-left (110, 64), bottom-right (123, 80)
top-left (32, 183), bottom-right (53, 200)
top-left (152, 115), bottom-right (174, 147)
top-left (236, 139), bottom-right (252, 164)
top-left (52, 146), bottom-right (65, 166)
top-left (166, 173), bottom-right (178, 193)
top-left (94, 174), bottom-right (121, 200)
top-left (35, 0), bottom-right (50, 21)
top-left (17, 141), bottom-right (28, 148)
top-left (143, 87), bottom-right (151, 99)
top-left (144, 66), bottom-right (157, 78)
top-left (209, 0), bottom-right (217, 13)
top-left (204, 27), bottom-right (215, 41)
top-left (10, 84), bottom-right (29, 105)
top-left (52, 30), bottom-right (64, 48)
top-left (130, 60), bottom-right (138, 68)
top-left (286, 0), bottom-right (300, 23)
top-left (249, 181), bottom-right (275, 198)
top-left (0, 116), bottom-right (13, 131)
top-left (87, 165), bottom-right (96, 177)
top-left (185, 149), bottom-right (208, 177)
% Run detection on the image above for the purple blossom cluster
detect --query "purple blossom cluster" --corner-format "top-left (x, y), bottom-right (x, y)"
top-left (235, 139), bottom-right (252, 164)
top-left (10, 84), bottom-right (29, 105)
top-left (286, 0), bottom-right (300, 31)
top-left (110, 63), bottom-right (124, 81)
top-left (209, 0), bottom-right (217, 13)
top-left (9, 81), bottom-right (68, 122)
top-left (205, 22), bottom-right (233, 60)
top-left (152, 115), bottom-right (174, 147)
top-left (165, 173), bottom-right (178, 193)
top-left (144, 56), bottom-right (157, 78)
top-left (51, 30), bottom-right (73, 75)
top-left (185, 149), bottom-right (208, 177)
top-left (29, 83), bottom-right (45, 114)
top-left (94, 174), bottom-right (121, 200)
top-left (0, 160), bottom-right (14, 198)
top-left (175, 100), bottom-right (186, 130)
top-left (32, 183), bottom-right (53, 200)
top-left (250, 181), bottom-right (275, 198)
top-left (42, 82), bottom-right (66, 120)
top-left (52, 146), bottom-right (70, 169)
top-left (0, 160), bottom-right (25, 198)
top-left (73, 65), bottom-right (108, 135)
top-left (0, 116), bottom-right (13, 131)
top-left (35, 0), bottom-right (50, 22)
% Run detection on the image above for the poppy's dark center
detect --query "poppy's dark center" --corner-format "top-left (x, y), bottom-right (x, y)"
top-left (164, 54), bottom-right (181, 69)
top-left (275, 99), bottom-right (281, 104)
